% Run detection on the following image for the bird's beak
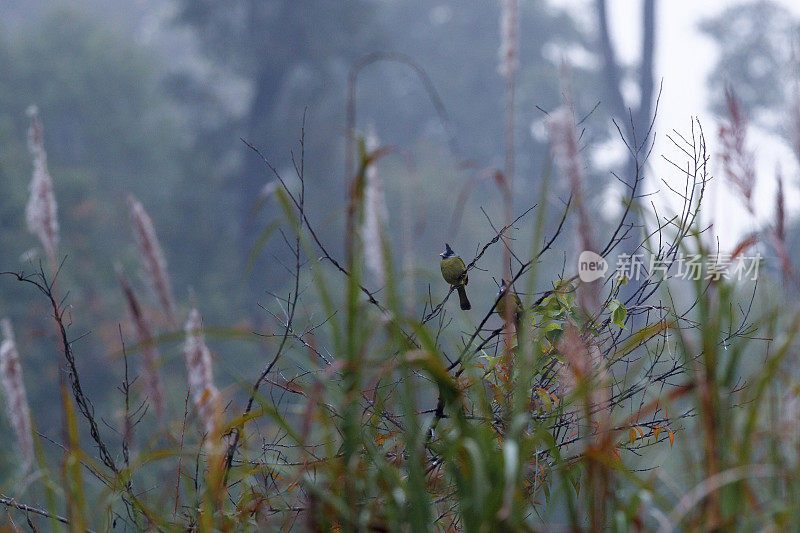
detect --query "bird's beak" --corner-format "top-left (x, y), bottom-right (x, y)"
top-left (439, 252), bottom-right (445, 257)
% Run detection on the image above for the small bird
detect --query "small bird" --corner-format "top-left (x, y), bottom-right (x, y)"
top-left (439, 243), bottom-right (471, 310)
top-left (495, 279), bottom-right (523, 324)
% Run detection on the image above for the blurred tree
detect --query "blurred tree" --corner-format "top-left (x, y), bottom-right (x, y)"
top-left (700, 0), bottom-right (799, 129)
top-left (176, 0), bottom-right (380, 259)
top-left (701, 2), bottom-right (800, 285)
top-left (0, 6), bottom-right (189, 432)
top-left (596, 0), bottom-right (657, 151)
top-left (595, 0), bottom-right (657, 260)
top-left (369, 0), bottom-right (601, 200)
top-left (175, 0), bottom-right (611, 290)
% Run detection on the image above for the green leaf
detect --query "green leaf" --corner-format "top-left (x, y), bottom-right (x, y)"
top-left (535, 388), bottom-right (553, 413)
top-left (480, 352), bottom-right (501, 371)
top-left (542, 322), bottom-right (562, 334)
top-left (571, 478), bottom-right (580, 498)
top-left (609, 299), bottom-right (627, 329)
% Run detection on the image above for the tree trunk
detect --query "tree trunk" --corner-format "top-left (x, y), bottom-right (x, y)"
top-left (239, 66), bottom-right (285, 263)
top-left (596, 0), bottom-right (657, 300)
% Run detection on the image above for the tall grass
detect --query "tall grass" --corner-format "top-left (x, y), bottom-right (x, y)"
top-left (1, 116), bottom-right (799, 532)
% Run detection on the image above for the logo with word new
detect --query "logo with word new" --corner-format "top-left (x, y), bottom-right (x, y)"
top-left (578, 251), bottom-right (608, 283)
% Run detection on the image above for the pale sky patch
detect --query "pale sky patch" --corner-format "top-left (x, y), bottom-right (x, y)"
top-left (549, 0), bottom-right (800, 249)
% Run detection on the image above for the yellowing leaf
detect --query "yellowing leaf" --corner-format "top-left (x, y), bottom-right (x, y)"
top-left (481, 354), bottom-right (501, 370)
top-left (653, 426), bottom-right (662, 440)
top-left (535, 388), bottom-right (553, 413)
top-left (549, 392), bottom-right (560, 407)
top-left (668, 431), bottom-right (675, 447)
top-left (629, 428), bottom-right (637, 443)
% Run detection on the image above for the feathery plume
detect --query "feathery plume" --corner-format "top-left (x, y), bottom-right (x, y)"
top-left (128, 195), bottom-right (176, 325)
top-left (548, 103), bottom-right (598, 311)
top-left (556, 326), bottom-right (588, 399)
top-left (776, 169), bottom-right (786, 244)
top-left (558, 323), bottom-right (611, 529)
top-left (791, 92), bottom-right (800, 164)
top-left (183, 309), bottom-right (220, 441)
top-left (779, 386), bottom-right (800, 445)
top-left (498, 0), bottom-right (519, 80)
top-left (790, 44), bottom-right (800, 165)
top-left (548, 106), bottom-right (594, 255)
top-left (0, 319), bottom-right (34, 469)
top-left (25, 106), bottom-right (59, 266)
top-left (557, 324), bottom-right (595, 392)
top-left (259, 181), bottom-right (278, 199)
top-left (360, 128), bottom-right (388, 286)
top-left (118, 266), bottom-right (165, 420)
top-left (718, 87), bottom-right (756, 214)
top-left (557, 323), bottom-right (609, 424)
top-left (771, 170), bottom-right (793, 279)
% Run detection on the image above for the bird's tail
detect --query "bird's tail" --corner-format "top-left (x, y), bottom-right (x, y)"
top-left (457, 286), bottom-right (471, 311)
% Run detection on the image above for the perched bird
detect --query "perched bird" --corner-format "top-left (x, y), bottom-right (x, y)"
top-left (440, 243), bottom-right (471, 310)
top-left (495, 279), bottom-right (523, 324)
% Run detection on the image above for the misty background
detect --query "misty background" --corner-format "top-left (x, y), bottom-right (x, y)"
top-left (0, 0), bottom-right (798, 478)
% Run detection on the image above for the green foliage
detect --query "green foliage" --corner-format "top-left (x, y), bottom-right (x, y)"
top-left (607, 299), bottom-right (626, 329)
top-left (3, 2), bottom-right (800, 530)
top-left (0, 6), bottom-right (189, 437)
top-left (4, 122), bottom-right (799, 530)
